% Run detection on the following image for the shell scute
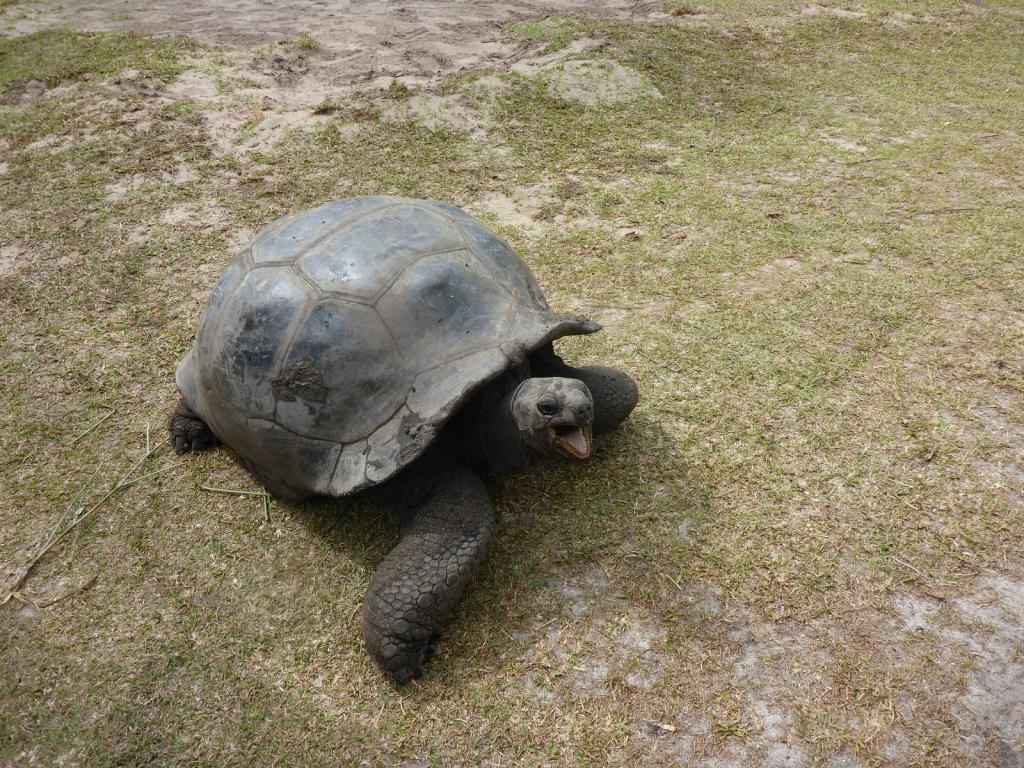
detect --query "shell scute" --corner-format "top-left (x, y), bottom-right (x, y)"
top-left (376, 249), bottom-right (515, 372)
top-left (275, 299), bottom-right (412, 443)
top-left (297, 204), bottom-right (462, 302)
top-left (251, 197), bottom-right (391, 264)
top-left (208, 267), bottom-right (311, 424)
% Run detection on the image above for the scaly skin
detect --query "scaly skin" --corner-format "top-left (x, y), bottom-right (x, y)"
top-left (364, 457), bottom-right (495, 684)
top-left (168, 398), bottom-right (219, 453)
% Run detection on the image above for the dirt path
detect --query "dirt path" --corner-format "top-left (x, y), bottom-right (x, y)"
top-left (3, 0), bottom-right (661, 90)
top-left (3, 0), bottom-right (670, 155)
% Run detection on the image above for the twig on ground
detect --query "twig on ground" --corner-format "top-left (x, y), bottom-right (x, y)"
top-left (69, 409), bottom-right (115, 446)
top-left (534, 617), bottom-right (559, 631)
top-left (662, 571), bottom-right (684, 591)
top-left (756, 106), bottom-right (784, 124)
top-left (2, 438), bottom-right (170, 604)
top-left (36, 573), bottom-right (99, 609)
top-left (199, 485), bottom-right (270, 498)
top-left (893, 556), bottom-right (923, 575)
top-left (200, 484), bottom-right (273, 523)
top-left (913, 207), bottom-right (979, 215)
top-left (117, 461), bottom-right (186, 490)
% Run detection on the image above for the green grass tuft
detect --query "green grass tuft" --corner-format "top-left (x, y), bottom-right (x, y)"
top-left (0, 30), bottom-right (194, 88)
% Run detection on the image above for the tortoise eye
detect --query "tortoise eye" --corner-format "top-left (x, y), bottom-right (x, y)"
top-left (537, 400), bottom-right (559, 417)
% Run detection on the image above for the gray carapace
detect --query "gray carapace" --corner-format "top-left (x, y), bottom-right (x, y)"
top-left (171, 197), bottom-right (638, 684)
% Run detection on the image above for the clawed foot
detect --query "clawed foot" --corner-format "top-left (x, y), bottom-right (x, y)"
top-left (168, 400), bottom-right (219, 454)
top-left (370, 628), bottom-right (441, 686)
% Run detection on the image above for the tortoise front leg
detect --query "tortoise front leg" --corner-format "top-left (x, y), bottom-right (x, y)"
top-left (531, 346), bottom-right (639, 435)
top-left (363, 462), bottom-right (496, 685)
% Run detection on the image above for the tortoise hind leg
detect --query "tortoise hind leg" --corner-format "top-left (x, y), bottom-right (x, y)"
top-left (168, 398), bottom-right (219, 454)
top-left (363, 460), bottom-right (496, 685)
top-left (169, 400), bottom-right (309, 501)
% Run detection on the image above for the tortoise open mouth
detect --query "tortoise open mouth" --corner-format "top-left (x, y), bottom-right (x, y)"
top-left (547, 423), bottom-right (592, 460)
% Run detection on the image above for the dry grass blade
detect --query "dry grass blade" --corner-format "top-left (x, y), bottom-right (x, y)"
top-left (116, 461), bottom-right (186, 490)
top-left (69, 409), bottom-right (115, 447)
top-left (2, 438), bottom-right (170, 604)
top-left (198, 485), bottom-right (270, 498)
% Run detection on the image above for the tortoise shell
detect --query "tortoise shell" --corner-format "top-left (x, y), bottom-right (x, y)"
top-left (175, 197), bottom-right (598, 496)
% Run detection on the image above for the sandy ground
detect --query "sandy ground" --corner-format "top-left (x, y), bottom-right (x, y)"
top-left (3, 0), bottom-right (662, 91)
top-left (2, 0), bottom-right (671, 154)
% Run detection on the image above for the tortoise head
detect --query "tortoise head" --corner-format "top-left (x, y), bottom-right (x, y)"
top-left (511, 377), bottom-right (594, 461)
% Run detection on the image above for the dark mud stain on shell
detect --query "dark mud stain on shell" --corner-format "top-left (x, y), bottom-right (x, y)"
top-left (273, 360), bottom-right (329, 404)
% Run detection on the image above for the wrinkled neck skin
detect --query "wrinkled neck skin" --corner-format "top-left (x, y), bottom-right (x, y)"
top-left (375, 372), bottom-right (532, 513)
top-left (455, 381), bottom-right (532, 476)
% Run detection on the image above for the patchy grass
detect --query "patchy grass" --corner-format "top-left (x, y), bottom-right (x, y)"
top-left (0, 29), bottom-right (192, 88)
top-left (281, 32), bottom-right (321, 52)
top-left (512, 18), bottom-right (581, 53)
top-left (2, 4), bottom-right (1023, 767)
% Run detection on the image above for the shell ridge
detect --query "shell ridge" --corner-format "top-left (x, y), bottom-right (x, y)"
top-left (287, 198), bottom-right (399, 263)
top-left (250, 414), bottom-right (342, 446)
top-left (373, 303), bottom-right (411, 367)
top-left (206, 248), bottom-right (255, 368)
top-left (194, 249), bottom-right (254, 424)
top-left (271, 298), bottom-right (320, 426)
top-left (370, 246), bottom-right (471, 308)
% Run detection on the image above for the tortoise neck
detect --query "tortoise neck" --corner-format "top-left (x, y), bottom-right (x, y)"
top-left (479, 385), bottom-right (531, 475)
top-left (453, 369), bottom-right (531, 476)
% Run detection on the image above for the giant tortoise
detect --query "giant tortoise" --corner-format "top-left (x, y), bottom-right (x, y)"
top-left (170, 197), bottom-right (638, 683)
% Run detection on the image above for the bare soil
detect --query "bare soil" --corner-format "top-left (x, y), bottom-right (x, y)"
top-left (4, 0), bottom-right (659, 91)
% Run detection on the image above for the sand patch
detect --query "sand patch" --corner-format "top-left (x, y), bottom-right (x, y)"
top-left (894, 571), bottom-right (1024, 764)
top-left (510, 37), bottom-right (610, 75)
top-left (160, 199), bottom-right (232, 230)
top-left (103, 173), bottom-right (149, 202)
top-left (543, 59), bottom-right (663, 107)
top-left (0, 244), bottom-right (25, 278)
top-left (165, 67), bottom-right (219, 101)
top-left (3, 1), bottom-right (644, 95)
top-left (517, 561), bottom-right (1024, 765)
top-left (822, 135), bottom-right (868, 154)
top-left (380, 93), bottom-right (491, 138)
top-left (726, 255), bottom-right (813, 298)
top-left (167, 163), bottom-right (200, 185)
top-left (24, 133), bottom-right (73, 152)
top-left (801, 5), bottom-right (869, 19)
top-left (467, 182), bottom-right (556, 232)
top-left (1, 1), bottom-right (664, 153)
